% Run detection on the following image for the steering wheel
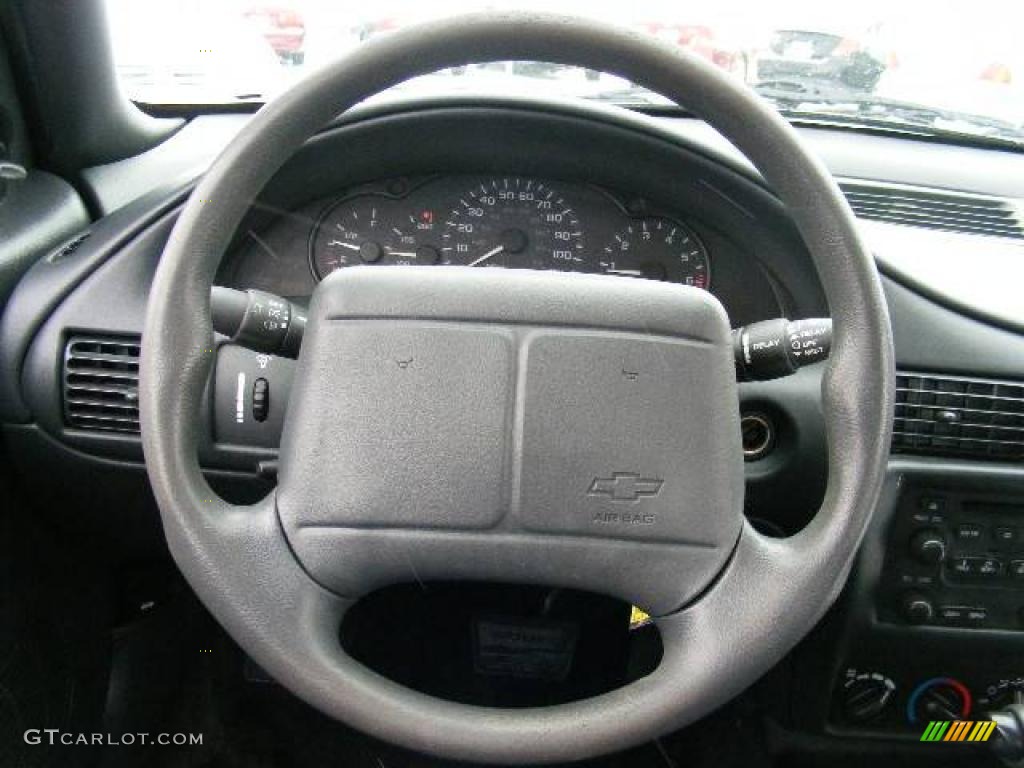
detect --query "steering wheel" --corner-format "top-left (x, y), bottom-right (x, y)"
top-left (140, 12), bottom-right (893, 764)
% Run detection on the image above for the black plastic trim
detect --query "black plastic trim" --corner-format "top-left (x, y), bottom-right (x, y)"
top-left (879, 259), bottom-right (1024, 339)
top-left (2, 0), bottom-right (181, 174)
top-left (881, 276), bottom-right (1024, 378)
top-left (0, 179), bottom-right (193, 422)
top-left (0, 170), bottom-right (90, 307)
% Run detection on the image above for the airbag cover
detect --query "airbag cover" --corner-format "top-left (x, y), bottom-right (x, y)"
top-left (276, 266), bottom-right (743, 613)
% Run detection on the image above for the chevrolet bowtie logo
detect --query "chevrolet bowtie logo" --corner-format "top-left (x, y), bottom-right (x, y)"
top-left (588, 473), bottom-right (664, 502)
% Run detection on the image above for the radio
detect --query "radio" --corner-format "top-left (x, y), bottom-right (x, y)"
top-left (880, 488), bottom-right (1024, 630)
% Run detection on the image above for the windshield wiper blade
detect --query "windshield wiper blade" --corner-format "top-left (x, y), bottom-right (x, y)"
top-left (755, 78), bottom-right (1024, 149)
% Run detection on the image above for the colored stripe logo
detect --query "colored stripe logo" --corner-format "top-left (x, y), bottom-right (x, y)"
top-left (920, 720), bottom-right (997, 742)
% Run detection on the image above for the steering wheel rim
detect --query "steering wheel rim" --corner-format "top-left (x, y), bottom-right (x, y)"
top-left (140, 12), bottom-right (893, 764)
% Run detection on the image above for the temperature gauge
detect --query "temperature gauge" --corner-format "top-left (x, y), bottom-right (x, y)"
top-left (310, 196), bottom-right (440, 279)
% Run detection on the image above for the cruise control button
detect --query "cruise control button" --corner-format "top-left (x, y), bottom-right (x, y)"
top-left (1010, 560), bottom-right (1024, 578)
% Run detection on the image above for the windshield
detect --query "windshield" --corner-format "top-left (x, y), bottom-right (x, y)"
top-left (105, 0), bottom-right (1024, 147)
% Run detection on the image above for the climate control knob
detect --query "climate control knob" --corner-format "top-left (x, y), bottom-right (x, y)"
top-left (841, 672), bottom-right (896, 723)
top-left (908, 677), bottom-right (973, 724)
top-left (910, 529), bottom-right (947, 565)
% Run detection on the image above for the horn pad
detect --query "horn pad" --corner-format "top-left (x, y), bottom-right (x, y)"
top-left (276, 266), bottom-right (744, 614)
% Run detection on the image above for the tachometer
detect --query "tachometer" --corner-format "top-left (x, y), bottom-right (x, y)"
top-left (441, 178), bottom-right (586, 271)
top-left (599, 217), bottom-right (709, 288)
top-left (311, 196), bottom-right (441, 279)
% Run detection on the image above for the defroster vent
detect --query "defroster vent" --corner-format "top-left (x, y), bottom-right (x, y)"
top-left (63, 336), bottom-right (141, 433)
top-left (840, 180), bottom-right (1024, 240)
top-left (893, 372), bottom-right (1024, 461)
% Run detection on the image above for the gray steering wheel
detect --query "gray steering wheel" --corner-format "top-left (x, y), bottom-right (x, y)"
top-left (140, 12), bottom-right (893, 764)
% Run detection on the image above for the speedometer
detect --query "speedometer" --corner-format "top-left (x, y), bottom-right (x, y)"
top-left (441, 178), bottom-right (586, 271)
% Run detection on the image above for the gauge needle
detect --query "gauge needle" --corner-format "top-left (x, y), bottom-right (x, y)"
top-left (605, 268), bottom-right (645, 277)
top-left (329, 240), bottom-right (360, 251)
top-left (468, 245), bottom-right (504, 267)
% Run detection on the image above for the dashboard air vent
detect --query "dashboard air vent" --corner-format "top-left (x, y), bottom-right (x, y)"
top-left (63, 336), bottom-right (141, 433)
top-left (840, 181), bottom-right (1024, 240)
top-left (893, 372), bottom-right (1024, 461)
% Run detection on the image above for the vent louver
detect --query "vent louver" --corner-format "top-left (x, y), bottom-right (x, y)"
top-left (893, 372), bottom-right (1024, 461)
top-left (63, 336), bottom-right (141, 433)
top-left (840, 180), bottom-right (1024, 240)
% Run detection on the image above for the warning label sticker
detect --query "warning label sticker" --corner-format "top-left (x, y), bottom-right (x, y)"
top-left (473, 617), bottom-right (578, 681)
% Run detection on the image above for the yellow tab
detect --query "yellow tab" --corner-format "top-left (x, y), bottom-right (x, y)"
top-left (629, 605), bottom-right (651, 629)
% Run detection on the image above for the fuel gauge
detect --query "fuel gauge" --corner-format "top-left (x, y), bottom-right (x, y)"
top-left (310, 196), bottom-right (440, 279)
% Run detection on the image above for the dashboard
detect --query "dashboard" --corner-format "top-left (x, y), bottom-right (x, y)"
top-left (4, 95), bottom-right (1024, 762)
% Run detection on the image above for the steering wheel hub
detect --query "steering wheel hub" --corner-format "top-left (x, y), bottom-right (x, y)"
top-left (279, 267), bottom-right (742, 611)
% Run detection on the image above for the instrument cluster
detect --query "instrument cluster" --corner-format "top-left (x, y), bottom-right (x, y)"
top-left (309, 175), bottom-right (710, 288)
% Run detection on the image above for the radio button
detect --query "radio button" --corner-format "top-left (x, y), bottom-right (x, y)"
top-left (949, 557), bottom-right (973, 576)
top-left (910, 529), bottom-right (947, 564)
top-left (966, 607), bottom-right (988, 624)
top-left (939, 606), bottom-right (965, 621)
top-left (956, 523), bottom-right (984, 541)
top-left (977, 557), bottom-right (1004, 577)
top-left (938, 605), bottom-right (987, 625)
top-left (948, 556), bottom-right (1004, 577)
top-left (994, 526), bottom-right (1017, 545)
top-left (902, 593), bottom-right (934, 624)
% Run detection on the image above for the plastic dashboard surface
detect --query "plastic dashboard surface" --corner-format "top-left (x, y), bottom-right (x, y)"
top-left (5, 96), bottom-right (1022, 543)
top-left (0, 99), bottom-right (843, 554)
top-left (1, 100), bottom-right (834, 450)
top-left (9, 96), bottom-right (1024, 549)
